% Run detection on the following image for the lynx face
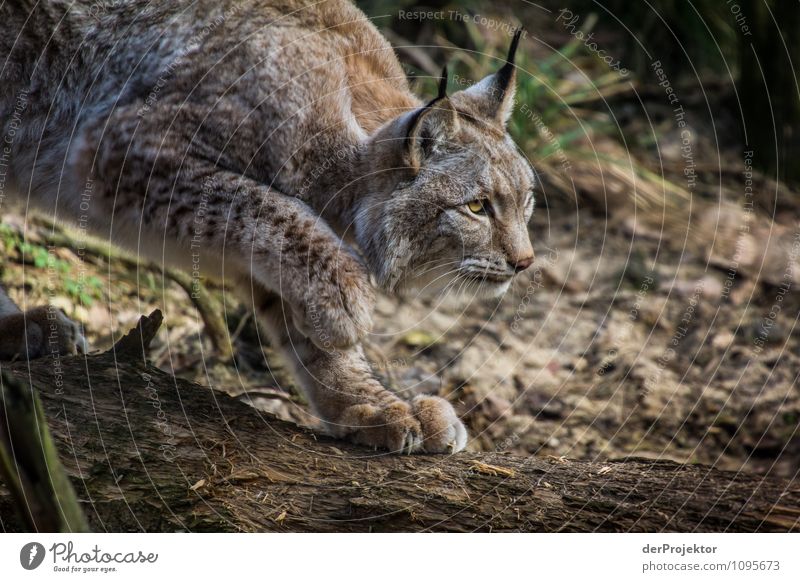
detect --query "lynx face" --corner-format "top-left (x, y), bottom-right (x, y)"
top-left (383, 121), bottom-right (535, 301)
top-left (355, 34), bottom-right (536, 302)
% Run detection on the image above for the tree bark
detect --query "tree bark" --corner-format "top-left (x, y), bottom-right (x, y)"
top-left (1, 313), bottom-right (798, 533)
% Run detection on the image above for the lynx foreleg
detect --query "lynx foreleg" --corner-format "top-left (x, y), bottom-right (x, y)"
top-left (242, 283), bottom-right (468, 454)
top-left (84, 112), bottom-right (373, 349)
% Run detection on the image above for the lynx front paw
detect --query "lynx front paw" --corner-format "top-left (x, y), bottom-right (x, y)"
top-left (0, 306), bottom-right (87, 361)
top-left (411, 395), bottom-right (469, 453)
top-left (338, 396), bottom-right (467, 454)
top-left (339, 401), bottom-right (423, 454)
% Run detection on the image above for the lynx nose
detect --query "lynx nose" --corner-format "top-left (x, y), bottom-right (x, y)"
top-left (509, 254), bottom-right (534, 273)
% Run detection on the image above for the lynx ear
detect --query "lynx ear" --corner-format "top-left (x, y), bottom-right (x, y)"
top-left (405, 67), bottom-right (459, 172)
top-left (456, 29), bottom-right (522, 127)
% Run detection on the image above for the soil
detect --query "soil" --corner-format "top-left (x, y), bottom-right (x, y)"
top-left (3, 203), bottom-right (798, 479)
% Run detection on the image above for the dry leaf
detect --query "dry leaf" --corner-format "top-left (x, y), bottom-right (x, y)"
top-left (401, 330), bottom-right (438, 348)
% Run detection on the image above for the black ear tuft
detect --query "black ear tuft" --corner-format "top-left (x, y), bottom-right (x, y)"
top-left (401, 64), bottom-right (459, 172)
top-left (449, 29), bottom-right (523, 127)
top-left (507, 28), bottom-right (523, 66)
top-left (437, 65), bottom-right (449, 100)
top-left (496, 28), bottom-right (523, 90)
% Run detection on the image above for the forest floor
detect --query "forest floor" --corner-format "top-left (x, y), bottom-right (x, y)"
top-left (2, 199), bottom-right (798, 479)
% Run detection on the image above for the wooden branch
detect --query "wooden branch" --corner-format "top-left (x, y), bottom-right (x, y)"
top-left (0, 316), bottom-right (798, 532)
top-left (163, 269), bottom-right (233, 361)
top-left (111, 309), bottom-right (164, 359)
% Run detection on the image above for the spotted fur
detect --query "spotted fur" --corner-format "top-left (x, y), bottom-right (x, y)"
top-left (0, 0), bottom-right (535, 453)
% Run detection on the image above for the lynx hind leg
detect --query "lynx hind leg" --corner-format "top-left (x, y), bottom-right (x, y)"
top-left (0, 295), bottom-right (87, 361)
top-left (244, 283), bottom-right (467, 454)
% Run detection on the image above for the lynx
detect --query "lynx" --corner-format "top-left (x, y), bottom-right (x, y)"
top-left (0, 0), bottom-right (535, 454)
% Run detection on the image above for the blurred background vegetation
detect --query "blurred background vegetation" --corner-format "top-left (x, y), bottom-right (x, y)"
top-left (359, 0), bottom-right (799, 188)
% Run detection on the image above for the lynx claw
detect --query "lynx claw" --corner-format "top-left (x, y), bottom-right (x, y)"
top-left (403, 430), bottom-right (423, 455)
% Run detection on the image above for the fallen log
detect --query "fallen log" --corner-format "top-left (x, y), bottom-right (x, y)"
top-left (1, 312), bottom-right (798, 532)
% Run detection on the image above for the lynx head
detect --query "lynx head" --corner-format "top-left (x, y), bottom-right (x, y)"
top-left (355, 31), bottom-right (536, 302)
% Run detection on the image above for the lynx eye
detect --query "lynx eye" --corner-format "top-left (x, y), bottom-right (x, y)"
top-left (467, 199), bottom-right (486, 214)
